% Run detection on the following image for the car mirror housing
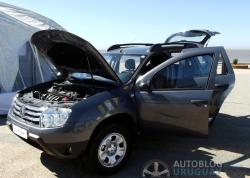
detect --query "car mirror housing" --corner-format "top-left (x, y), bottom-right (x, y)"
top-left (136, 77), bottom-right (151, 92)
top-left (140, 82), bottom-right (151, 92)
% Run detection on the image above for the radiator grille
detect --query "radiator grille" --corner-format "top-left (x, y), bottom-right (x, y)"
top-left (11, 99), bottom-right (43, 127)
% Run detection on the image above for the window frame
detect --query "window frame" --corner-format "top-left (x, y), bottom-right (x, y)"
top-left (149, 53), bottom-right (215, 91)
top-left (216, 53), bottom-right (228, 76)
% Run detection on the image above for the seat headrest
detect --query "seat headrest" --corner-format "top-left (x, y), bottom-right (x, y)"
top-left (125, 59), bottom-right (136, 70)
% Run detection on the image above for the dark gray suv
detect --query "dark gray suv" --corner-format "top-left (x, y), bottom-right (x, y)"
top-left (7, 29), bottom-right (235, 174)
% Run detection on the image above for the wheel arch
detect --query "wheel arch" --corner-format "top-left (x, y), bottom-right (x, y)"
top-left (86, 113), bottom-right (137, 152)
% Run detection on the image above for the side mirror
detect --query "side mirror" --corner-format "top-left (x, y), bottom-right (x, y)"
top-left (139, 82), bottom-right (150, 91)
top-left (137, 80), bottom-right (151, 92)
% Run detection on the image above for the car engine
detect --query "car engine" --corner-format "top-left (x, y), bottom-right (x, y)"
top-left (16, 80), bottom-right (96, 104)
top-left (32, 81), bottom-right (90, 102)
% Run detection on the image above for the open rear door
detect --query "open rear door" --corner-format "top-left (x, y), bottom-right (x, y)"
top-left (165, 30), bottom-right (220, 46)
top-left (136, 47), bottom-right (220, 135)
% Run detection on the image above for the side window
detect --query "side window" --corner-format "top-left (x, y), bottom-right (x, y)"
top-left (216, 53), bottom-right (228, 75)
top-left (140, 52), bottom-right (170, 75)
top-left (151, 55), bottom-right (213, 90)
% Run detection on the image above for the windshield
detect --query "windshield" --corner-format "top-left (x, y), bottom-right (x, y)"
top-left (167, 31), bottom-right (207, 43)
top-left (102, 53), bottom-right (146, 82)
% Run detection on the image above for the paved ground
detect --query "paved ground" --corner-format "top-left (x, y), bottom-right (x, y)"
top-left (1, 69), bottom-right (250, 178)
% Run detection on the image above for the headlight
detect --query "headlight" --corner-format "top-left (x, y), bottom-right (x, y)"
top-left (40, 107), bottom-right (72, 128)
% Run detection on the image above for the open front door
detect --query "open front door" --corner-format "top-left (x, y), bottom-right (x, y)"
top-left (136, 48), bottom-right (219, 135)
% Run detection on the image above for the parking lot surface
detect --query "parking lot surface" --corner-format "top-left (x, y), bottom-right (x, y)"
top-left (0, 69), bottom-right (250, 178)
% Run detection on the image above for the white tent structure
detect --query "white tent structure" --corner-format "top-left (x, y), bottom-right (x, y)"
top-left (0, 2), bottom-right (64, 114)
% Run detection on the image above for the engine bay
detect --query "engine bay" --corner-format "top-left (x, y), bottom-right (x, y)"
top-left (17, 70), bottom-right (117, 105)
top-left (19, 80), bottom-right (99, 103)
top-left (33, 81), bottom-right (89, 102)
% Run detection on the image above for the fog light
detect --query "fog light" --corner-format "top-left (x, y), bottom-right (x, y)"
top-left (29, 133), bottom-right (39, 139)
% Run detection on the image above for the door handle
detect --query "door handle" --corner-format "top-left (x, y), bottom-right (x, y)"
top-left (190, 100), bottom-right (208, 107)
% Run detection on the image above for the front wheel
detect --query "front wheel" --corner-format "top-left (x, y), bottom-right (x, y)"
top-left (88, 124), bottom-right (131, 174)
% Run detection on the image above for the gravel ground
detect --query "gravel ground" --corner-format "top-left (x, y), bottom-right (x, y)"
top-left (0, 69), bottom-right (250, 178)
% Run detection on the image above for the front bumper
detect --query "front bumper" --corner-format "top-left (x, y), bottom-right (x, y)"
top-left (7, 113), bottom-right (90, 159)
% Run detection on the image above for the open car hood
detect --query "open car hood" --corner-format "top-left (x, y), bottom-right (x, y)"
top-left (31, 30), bottom-right (121, 83)
top-left (165, 30), bottom-right (220, 45)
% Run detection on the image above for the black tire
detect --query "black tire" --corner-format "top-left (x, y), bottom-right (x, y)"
top-left (88, 124), bottom-right (132, 174)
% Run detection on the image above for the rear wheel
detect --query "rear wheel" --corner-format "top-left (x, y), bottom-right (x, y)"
top-left (88, 124), bottom-right (131, 174)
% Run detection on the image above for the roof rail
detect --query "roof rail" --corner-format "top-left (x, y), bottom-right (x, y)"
top-left (150, 42), bottom-right (199, 53)
top-left (107, 43), bottom-right (154, 51)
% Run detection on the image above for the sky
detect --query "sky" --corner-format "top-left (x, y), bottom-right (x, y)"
top-left (2, 0), bottom-right (250, 49)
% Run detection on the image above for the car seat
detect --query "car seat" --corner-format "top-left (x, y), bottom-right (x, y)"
top-left (125, 59), bottom-right (136, 71)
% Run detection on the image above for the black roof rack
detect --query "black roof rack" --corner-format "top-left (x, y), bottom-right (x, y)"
top-left (107, 43), bottom-right (154, 51)
top-left (150, 42), bottom-right (199, 53)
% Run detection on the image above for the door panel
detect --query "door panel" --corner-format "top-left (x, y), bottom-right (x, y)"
top-left (210, 51), bottom-right (235, 116)
top-left (135, 48), bottom-right (220, 135)
top-left (136, 90), bottom-right (212, 135)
